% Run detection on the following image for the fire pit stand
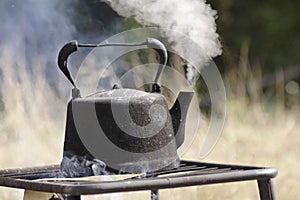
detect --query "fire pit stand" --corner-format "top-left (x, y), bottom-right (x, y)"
top-left (0, 160), bottom-right (277, 200)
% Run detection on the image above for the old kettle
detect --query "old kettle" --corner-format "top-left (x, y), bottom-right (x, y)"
top-left (58, 38), bottom-right (194, 174)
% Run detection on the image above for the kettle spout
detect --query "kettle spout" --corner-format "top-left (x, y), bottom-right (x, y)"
top-left (169, 91), bottom-right (194, 148)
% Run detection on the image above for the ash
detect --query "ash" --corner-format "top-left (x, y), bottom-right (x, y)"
top-left (59, 151), bottom-right (109, 178)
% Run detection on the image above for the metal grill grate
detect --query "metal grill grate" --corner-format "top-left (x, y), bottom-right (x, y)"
top-left (0, 160), bottom-right (277, 199)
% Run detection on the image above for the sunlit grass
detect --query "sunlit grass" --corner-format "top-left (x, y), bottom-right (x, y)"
top-left (0, 45), bottom-right (299, 199)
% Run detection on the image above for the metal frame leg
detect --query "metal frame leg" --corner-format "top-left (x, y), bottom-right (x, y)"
top-left (151, 189), bottom-right (159, 200)
top-left (257, 179), bottom-right (275, 200)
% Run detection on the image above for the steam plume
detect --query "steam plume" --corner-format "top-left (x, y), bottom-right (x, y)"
top-left (102, 0), bottom-right (222, 81)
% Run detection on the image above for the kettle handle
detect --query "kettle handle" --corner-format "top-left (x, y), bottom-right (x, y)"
top-left (57, 40), bottom-right (78, 87)
top-left (146, 38), bottom-right (168, 93)
top-left (57, 38), bottom-right (168, 92)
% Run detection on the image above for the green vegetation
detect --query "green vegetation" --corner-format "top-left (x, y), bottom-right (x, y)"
top-left (209, 0), bottom-right (300, 72)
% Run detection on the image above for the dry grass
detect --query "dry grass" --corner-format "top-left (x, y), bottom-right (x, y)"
top-left (0, 49), bottom-right (65, 169)
top-left (0, 44), bottom-right (299, 199)
top-left (198, 100), bottom-right (300, 200)
top-left (0, 49), bottom-right (66, 199)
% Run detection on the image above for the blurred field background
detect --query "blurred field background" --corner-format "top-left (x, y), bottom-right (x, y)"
top-left (0, 0), bottom-right (299, 199)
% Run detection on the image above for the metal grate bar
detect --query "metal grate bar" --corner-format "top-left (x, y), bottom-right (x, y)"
top-left (0, 160), bottom-right (277, 196)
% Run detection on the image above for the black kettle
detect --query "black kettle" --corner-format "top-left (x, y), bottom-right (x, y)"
top-left (58, 38), bottom-right (194, 174)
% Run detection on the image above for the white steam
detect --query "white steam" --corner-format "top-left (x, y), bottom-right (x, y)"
top-left (102, 0), bottom-right (222, 81)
